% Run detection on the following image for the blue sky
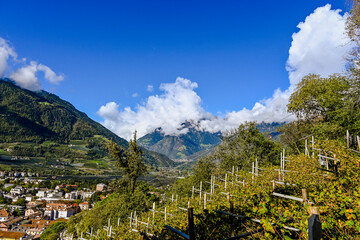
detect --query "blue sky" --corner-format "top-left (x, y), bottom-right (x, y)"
top-left (0, 0), bottom-right (351, 139)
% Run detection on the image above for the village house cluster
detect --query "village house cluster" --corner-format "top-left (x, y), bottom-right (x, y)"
top-left (0, 172), bottom-right (108, 240)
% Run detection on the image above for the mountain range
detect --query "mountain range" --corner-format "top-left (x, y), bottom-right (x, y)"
top-left (138, 121), bottom-right (284, 162)
top-left (0, 79), bottom-right (174, 173)
top-left (138, 124), bottom-right (222, 161)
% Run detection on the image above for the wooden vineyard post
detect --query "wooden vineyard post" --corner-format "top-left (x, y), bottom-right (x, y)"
top-left (255, 158), bottom-right (258, 176)
top-left (326, 158), bottom-right (329, 175)
top-left (272, 180), bottom-right (275, 191)
top-left (281, 150), bottom-right (285, 181)
top-left (213, 176), bottom-right (215, 195)
top-left (225, 174), bottom-right (228, 190)
top-left (230, 201), bottom-right (235, 237)
top-left (308, 207), bottom-right (321, 240)
top-left (278, 169), bottom-right (281, 182)
top-left (199, 181), bottom-right (202, 205)
top-left (235, 167), bottom-right (239, 182)
top-left (231, 172), bottom-right (234, 186)
top-left (334, 154), bottom-right (338, 177)
top-left (152, 202), bottom-right (155, 226)
top-left (252, 162), bottom-right (255, 181)
top-left (347, 130), bottom-right (350, 148)
top-left (192, 186), bottom-right (195, 199)
top-left (358, 136), bottom-right (360, 167)
top-left (211, 176), bottom-right (214, 195)
top-left (204, 193), bottom-right (207, 209)
top-left (188, 208), bottom-right (195, 240)
top-left (302, 189), bottom-right (307, 205)
top-left (312, 135), bottom-right (315, 158)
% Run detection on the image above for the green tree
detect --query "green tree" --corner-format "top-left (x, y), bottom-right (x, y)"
top-left (278, 120), bottom-right (313, 154)
top-left (288, 74), bottom-right (349, 121)
top-left (12, 209), bottom-right (21, 217)
top-left (346, 0), bottom-right (360, 77)
top-left (211, 122), bottom-right (281, 170)
top-left (0, 196), bottom-right (11, 204)
top-left (14, 198), bottom-right (26, 206)
top-left (40, 222), bottom-right (66, 240)
top-left (192, 158), bottom-right (216, 183)
top-left (287, 74), bottom-right (360, 138)
top-left (108, 131), bottom-right (147, 193)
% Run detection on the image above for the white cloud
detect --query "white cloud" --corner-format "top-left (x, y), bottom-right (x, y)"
top-left (286, 4), bottom-right (351, 86)
top-left (132, 92), bottom-right (139, 98)
top-left (0, 37), bottom-right (64, 91)
top-left (199, 88), bottom-right (294, 132)
top-left (98, 77), bottom-right (209, 140)
top-left (147, 84), bottom-right (154, 92)
top-left (37, 64), bottom-right (64, 84)
top-left (10, 61), bottom-right (41, 91)
top-left (10, 61), bottom-right (64, 91)
top-left (98, 4), bottom-right (353, 140)
top-left (0, 38), bottom-right (17, 76)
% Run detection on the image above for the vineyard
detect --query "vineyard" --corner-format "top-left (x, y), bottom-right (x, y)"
top-left (70, 134), bottom-right (360, 239)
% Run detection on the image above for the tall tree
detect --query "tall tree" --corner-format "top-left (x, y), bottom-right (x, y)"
top-left (346, 0), bottom-right (360, 77)
top-left (278, 120), bottom-right (313, 154)
top-left (212, 122), bottom-right (281, 170)
top-left (108, 131), bottom-right (147, 193)
top-left (288, 74), bottom-right (349, 121)
top-left (287, 74), bottom-right (360, 138)
top-left (346, 0), bottom-right (360, 115)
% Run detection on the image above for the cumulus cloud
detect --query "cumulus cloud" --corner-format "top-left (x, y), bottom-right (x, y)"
top-left (10, 61), bottom-right (64, 91)
top-left (286, 4), bottom-right (351, 86)
top-left (98, 4), bottom-right (353, 140)
top-left (0, 37), bottom-right (64, 91)
top-left (0, 38), bottom-right (17, 76)
top-left (37, 64), bottom-right (64, 84)
top-left (10, 61), bottom-right (41, 91)
top-left (199, 88), bottom-right (294, 133)
top-left (147, 84), bottom-right (154, 92)
top-left (98, 77), bottom-right (209, 139)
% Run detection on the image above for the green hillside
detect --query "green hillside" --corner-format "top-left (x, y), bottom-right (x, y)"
top-left (0, 79), bottom-right (174, 172)
top-left (0, 78), bottom-right (127, 145)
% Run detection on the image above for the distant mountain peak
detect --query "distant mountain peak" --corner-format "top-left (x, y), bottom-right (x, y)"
top-left (138, 125), bottom-right (222, 161)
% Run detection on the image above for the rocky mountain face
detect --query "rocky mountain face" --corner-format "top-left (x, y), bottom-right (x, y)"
top-left (138, 126), bottom-right (222, 161)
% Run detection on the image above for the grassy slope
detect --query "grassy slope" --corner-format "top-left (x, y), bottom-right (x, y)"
top-left (0, 79), bottom-right (174, 170)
